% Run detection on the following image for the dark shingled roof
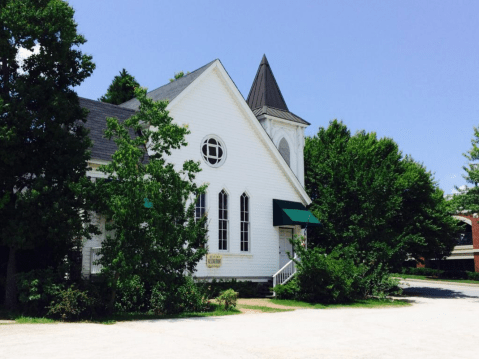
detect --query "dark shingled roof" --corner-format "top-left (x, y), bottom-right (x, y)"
top-left (80, 98), bottom-right (144, 162)
top-left (119, 60), bottom-right (217, 110)
top-left (247, 55), bottom-right (288, 111)
top-left (252, 106), bottom-right (310, 126)
top-left (247, 55), bottom-right (309, 126)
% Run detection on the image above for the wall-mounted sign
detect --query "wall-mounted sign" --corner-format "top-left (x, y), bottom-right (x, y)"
top-left (206, 254), bottom-right (222, 268)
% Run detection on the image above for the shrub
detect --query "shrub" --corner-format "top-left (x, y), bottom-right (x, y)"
top-left (149, 283), bottom-right (166, 315)
top-left (115, 275), bottom-right (147, 313)
top-left (288, 236), bottom-right (401, 304)
top-left (357, 263), bottom-right (403, 298)
top-left (404, 267), bottom-right (442, 277)
top-left (274, 278), bottom-right (299, 300)
top-left (294, 245), bottom-right (364, 303)
top-left (16, 268), bottom-right (64, 316)
top-left (466, 271), bottom-right (479, 281)
top-left (438, 270), bottom-right (468, 280)
top-left (150, 276), bottom-right (209, 315)
top-left (197, 278), bottom-right (260, 299)
top-left (359, 265), bottom-right (402, 298)
top-left (46, 285), bottom-right (96, 321)
top-left (216, 289), bottom-right (238, 310)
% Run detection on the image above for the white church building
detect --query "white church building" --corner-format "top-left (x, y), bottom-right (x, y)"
top-left (80, 55), bottom-right (320, 284)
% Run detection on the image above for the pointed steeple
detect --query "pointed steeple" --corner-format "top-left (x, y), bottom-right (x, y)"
top-left (246, 55), bottom-right (289, 111)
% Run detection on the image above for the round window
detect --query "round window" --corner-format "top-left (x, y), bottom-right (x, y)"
top-left (201, 135), bottom-right (226, 167)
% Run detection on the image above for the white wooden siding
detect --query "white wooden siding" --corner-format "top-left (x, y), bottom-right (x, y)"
top-left (82, 65), bottom-right (308, 279)
top-left (165, 68), bottom-right (305, 278)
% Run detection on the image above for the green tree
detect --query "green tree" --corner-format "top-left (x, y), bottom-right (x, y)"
top-left (169, 71), bottom-right (189, 82)
top-left (305, 120), bottom-right (456, 271)
top-left (99, 68), bottom-right (140, 105)
top-left (449, 125), bottom-right (479, 214)
top-left (94, 87), bottom-right (207, 312)
top-left (0, 0), bottom-right (95, 309)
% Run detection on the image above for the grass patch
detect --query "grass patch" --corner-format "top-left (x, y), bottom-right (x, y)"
top-left (15, 316), bottom-right (56, 324)
top-left (0, 303), bottom-right (240, 325)
top-left (95, 304), bottom-right (241, 324)
top-left (270, 298), bottom-right (410, 309)
top-left (0, 308), bottom-right (56, 324)
top-left (269, 299), bottom-right (327, 309)
top-left (238, 304), bottom-right (294, 313)
top-left (392, 274), bottom-right (479, 285)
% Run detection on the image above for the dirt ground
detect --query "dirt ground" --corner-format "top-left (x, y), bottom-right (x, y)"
top-left (236, 298), bottom-right (306, 314)
top-left (2, 283), bottom-right (479, 358)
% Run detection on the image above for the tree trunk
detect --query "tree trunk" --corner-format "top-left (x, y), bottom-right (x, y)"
top-left (107, 272), bottom-right (120, 314)
top-left (5, 246), bottom-right (17, 311)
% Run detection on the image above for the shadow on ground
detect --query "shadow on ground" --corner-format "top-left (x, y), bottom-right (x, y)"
top-left (402, 286), bottom-right (479, 299)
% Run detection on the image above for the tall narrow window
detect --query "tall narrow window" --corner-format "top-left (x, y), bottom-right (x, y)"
top-left (195, 193), bottom-right (207, 248)
top-left (240, 193), bottom-right (250, 252)
top-left (279, 137), bottom-right (290, 166)
top-left (195, 193), bottom-right (206, 222)
top-left (218, 190), bottom-right (228, 250)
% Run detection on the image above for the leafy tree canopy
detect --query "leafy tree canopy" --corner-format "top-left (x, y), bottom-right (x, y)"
top-left (0, 0), bottom-right (96, 309)
top-left (93, 87), bottom-right (207, 311)
top-left (99, 68), bottom-right (140, 105)
top-left (448, 125), bottom-right (479, 214)
top-left (305, 120), bottom-right (457, 270)
top-left (169, 71), bottom-right (189, 82)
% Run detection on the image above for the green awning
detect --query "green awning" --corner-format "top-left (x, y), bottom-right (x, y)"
top-left (273, 199), bottom-right (321, 228)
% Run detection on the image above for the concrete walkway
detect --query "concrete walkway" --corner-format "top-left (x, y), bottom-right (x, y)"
top-left (1, 281), bottom-right (479, 359)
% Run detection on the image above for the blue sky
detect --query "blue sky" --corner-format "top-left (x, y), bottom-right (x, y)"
top-left (68, 0), bottom-right (479, 194)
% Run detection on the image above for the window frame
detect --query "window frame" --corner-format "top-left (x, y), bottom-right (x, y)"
top-left (195, 192), bottom-right (207, 222)
top-left (200, 135), bottom-right (227, 168)
top-left (240, 192), bottom-right (250, 252)
top-left (278, 137), bottom-right (290, 167)
top-left (218, 189), bottom-right (229, 251)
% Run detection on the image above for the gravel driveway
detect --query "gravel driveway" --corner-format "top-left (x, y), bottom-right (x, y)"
top-left (1, 280), bottom-right (479, 359)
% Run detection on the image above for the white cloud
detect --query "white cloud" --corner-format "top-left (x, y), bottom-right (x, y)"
top-left (451, 184), bottom-right (467, 194)
top-left (15, 44), bottom-right (40, 74)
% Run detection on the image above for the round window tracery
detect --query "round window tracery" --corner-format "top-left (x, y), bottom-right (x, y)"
top-left (201, 135), bottom-right (226, 167)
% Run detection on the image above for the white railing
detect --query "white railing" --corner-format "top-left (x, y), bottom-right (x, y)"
top-left (90, 247), bottom-right (103, 274)
top-left (272, 254), bottom-right (298, 288)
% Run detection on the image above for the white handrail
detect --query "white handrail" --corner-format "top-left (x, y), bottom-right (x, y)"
top-left (272, 254), bottom-right (298, 288)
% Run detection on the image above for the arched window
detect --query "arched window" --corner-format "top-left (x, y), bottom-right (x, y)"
top-left (279, 137), bottom-right (290, 166)
top-left (218, 190), bottom-right (228, 250)
top-left (240, 193), bottom-right (250, 252)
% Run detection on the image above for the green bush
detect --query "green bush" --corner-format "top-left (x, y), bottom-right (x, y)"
top-left (466, 271), bottom-right (479, 281)
top-left (115, 275), bottom-right (147, 313)
top-left (197, 278), bottom-right (260, 299)
top-left (274, 278), bottom-right (299, 300)
top-left (438, 270), bottom-right (468, 280)
top-left (216, 289), bottom-right (238, 310)
top-left (288, 236), bottom-right (401, 304)
top-left (358, 265), bottom-right (402, 298)
top-left (401, 266), bottom-right (479, 281)
top-left (294, 245), bottom-right (364, 303)
top-left (150, 276), bottom-right (209, 315)
top-left (46, 285), bottom-right (96, 321)
top-left (404, 267), bottom-right (442, 277)
top-left (16, 268), bottom-right (64, 316)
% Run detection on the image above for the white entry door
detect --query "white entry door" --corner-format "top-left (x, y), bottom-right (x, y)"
top-left (279, 228), bottom-right (294, 268)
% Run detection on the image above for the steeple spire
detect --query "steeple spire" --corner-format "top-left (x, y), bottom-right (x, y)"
top-left (246, 55), bottom-right (289, 111)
